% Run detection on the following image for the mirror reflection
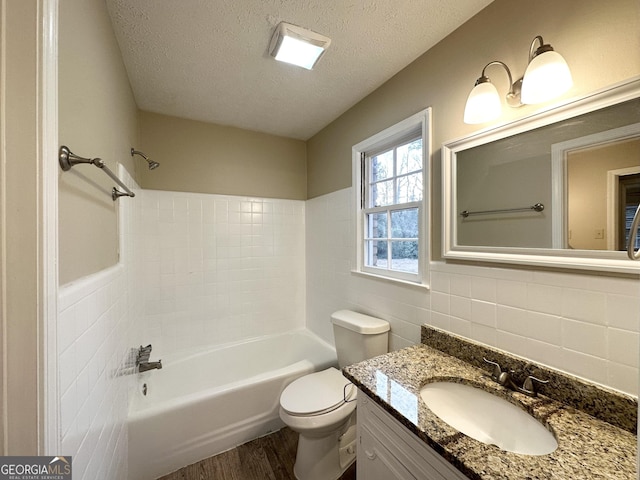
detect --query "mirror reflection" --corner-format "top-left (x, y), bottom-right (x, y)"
top-left (455, 97), bottom-right (640, 252)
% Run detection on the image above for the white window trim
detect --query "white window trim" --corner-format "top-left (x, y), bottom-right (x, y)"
top-left (352, 108), bottom-right (432, 287)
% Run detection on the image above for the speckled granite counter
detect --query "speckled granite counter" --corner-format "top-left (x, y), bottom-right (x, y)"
top-left (343, 327), bottom-right (637, 479)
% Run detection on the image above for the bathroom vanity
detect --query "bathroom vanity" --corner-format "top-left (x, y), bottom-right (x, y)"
top-left (358, 392), bottom-right (467, 480)
top-left (345, 326), bottom-right (637, 479)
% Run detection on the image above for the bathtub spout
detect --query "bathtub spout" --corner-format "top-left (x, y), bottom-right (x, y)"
top-left (136, 344), bottom-right (162, 372)
top-left (138, 360), bottom-right (162, 372)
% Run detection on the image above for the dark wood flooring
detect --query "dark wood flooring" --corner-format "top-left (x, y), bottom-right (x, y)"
top-left (158, 427), bottom-right (357, 480)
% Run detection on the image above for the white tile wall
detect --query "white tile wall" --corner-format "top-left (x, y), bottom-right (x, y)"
top-left (306, 187), bottom-right (640, 396)
top-left (57, 166), bottom-right (140, 480)
top-left (431, 262), bottom-right (640, 395)
top-left (57, 259), bottom-right (126, 478)
top-left (133, 189), bottom-right (306, 358)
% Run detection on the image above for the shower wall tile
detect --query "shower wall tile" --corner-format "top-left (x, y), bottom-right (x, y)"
top-left (306, 187), bottom-right (640, 396)
top-left (58, 265), bottom-right (130, 480)
top-left (134, 190), bottom-right (306, 358)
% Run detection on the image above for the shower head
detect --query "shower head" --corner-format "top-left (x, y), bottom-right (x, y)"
top-left (131, 148), bottom-right (160, 170)
top-left (147, 160), bottom-right (160, 170)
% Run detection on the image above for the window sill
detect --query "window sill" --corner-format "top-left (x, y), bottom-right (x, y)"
top-left (350, 269), bottom-right (430, 291)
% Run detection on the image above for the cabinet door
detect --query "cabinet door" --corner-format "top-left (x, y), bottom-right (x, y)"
top-left (358, 425), bottom-right (417, 480)
top-left (357, 392), bottom-right (468, 480)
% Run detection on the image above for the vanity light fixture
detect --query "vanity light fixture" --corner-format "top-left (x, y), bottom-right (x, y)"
top-left (463, 35), bottom-right (573, 124)
top-left (269, 22), bottom-right (331, 70)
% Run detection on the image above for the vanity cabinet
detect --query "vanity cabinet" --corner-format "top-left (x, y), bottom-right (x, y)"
top-left (357, 391), bottom-right (467, 480)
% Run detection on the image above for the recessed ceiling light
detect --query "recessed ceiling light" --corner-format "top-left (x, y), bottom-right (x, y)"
top-left (269, 22), bottom-right (331, 70)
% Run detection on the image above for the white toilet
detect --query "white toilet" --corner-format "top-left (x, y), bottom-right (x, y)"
top-left (279, 310), bottom-right (390, 480)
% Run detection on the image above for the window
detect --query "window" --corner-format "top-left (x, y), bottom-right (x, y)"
top-left (353, 109), bottom-right (431, 284)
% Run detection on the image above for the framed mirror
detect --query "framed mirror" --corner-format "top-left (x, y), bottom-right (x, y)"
top-left (443, 77), bottom-right (640, 273)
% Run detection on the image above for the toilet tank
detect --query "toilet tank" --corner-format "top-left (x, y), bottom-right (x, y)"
top-left (331, 310), bottom-right (390, 368)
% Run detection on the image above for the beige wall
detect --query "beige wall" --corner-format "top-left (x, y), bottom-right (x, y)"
top-left (307, 0), bottom-right (640, 257)
top-left (568, 139), bottom-right (640, 249)
top-left (1, 0), bottom-right (40, 454)
top-left (137, 111), bottom-right (307, 200)
top-left (58, 0), bottom-right (138, 285)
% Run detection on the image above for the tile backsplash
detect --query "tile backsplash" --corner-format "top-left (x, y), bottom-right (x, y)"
top-left (429, 262), bottom-right (639, 394)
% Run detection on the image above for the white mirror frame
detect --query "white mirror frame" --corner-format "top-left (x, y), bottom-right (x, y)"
top-left (443, 76), bottom-right (640, 274)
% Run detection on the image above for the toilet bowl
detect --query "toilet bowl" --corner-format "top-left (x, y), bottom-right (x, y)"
top-left (279, 310), bottom-right (389, 480)
top-left (279, 368), bottom-right (357, 480)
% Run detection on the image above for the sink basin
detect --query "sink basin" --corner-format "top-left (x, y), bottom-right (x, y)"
top-left (420, 382), bottom-right (557, 455)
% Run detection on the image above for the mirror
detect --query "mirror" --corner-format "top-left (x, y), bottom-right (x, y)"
top-left (443, 77), bottom-right (640, 273)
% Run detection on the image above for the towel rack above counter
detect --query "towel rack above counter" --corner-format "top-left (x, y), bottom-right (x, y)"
top-left (59, 146), bottom-right (135, 201)
top-left (460, 203), bottom-right (544, 218)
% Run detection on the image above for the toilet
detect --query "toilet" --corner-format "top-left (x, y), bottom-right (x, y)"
top-left (279, 310), bottom-right (390, 480)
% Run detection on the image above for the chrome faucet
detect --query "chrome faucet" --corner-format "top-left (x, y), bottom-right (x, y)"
top-left (136, 344), bottom-right (162, 372)
top-left (483, 358), bottom-right (547, 397)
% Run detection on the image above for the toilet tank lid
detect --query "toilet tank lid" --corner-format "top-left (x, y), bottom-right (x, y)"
top-left (331, 310), bottom-right (390, 334)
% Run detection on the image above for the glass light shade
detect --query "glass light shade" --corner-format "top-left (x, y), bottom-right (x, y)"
top-left (463, 81), bottom-right (501, 124)
top-left (274, 36), bottom-right (325, 70)
top-left (269, 23), bottom-right (331, 70)
top-left (521, 50), bottom-right (573, 104)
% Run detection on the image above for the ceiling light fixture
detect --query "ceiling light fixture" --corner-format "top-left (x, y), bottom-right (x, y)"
top-left (269, 22), bottom-right (331, 70)
top-left (463, 35), bottom-right (573, 124)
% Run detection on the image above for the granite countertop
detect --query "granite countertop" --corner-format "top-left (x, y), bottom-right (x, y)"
top-left (344, 343), bottom-right (637, 479)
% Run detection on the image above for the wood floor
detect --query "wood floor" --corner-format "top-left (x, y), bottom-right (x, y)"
top-left (158, 427), bottom-right (357, 480)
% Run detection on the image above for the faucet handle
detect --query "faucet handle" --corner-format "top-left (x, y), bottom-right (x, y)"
top-left (522, 375), bottom-right (548, 396)
top-left (483, 357), bottom-right (503, 381)
top-left (136, 344), bottom-right (153, 364)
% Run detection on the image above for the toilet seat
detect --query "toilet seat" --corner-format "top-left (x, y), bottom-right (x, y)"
top-left (280, 367), bottom-right (356, 416)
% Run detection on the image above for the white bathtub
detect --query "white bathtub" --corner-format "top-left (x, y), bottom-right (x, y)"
top-left (127, 329), bottom-right (337, 480)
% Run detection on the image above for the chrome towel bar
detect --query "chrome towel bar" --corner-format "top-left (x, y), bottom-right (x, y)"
top-left (460, 203), bottom-right (544, 218)
top-left (59, 145), bottom-right (135, 201)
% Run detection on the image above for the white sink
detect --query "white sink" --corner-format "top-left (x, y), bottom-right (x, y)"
top-left (420, 381), bottom-right (557, 455)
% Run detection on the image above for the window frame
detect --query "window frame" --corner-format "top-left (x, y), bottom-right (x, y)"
top-left (352, 108), bottom-right (431, 286)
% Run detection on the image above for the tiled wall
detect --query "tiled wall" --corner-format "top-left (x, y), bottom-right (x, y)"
top-left (58, 266), bottom-right (129, 479)
top-left (57, 167), bottom-right (139, 480)
top-left (133, 189), bottom-right (306, 358)
top-left (306, 188), bottom-right (640, 396)
top-left (429, 262), bottom-right (639, 395)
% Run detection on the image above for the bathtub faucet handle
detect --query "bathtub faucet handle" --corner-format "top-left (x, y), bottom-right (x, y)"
top-left (137, 344), bottom-right (153, 364)
top-left (136, 345), bottom-right (162, 372)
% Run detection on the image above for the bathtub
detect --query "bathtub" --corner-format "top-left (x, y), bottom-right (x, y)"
top-left (127, 329), bottom-right (337, 480)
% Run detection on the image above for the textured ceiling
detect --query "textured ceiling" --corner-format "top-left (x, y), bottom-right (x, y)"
top-left (106, 0), bottom-right (494, 140)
